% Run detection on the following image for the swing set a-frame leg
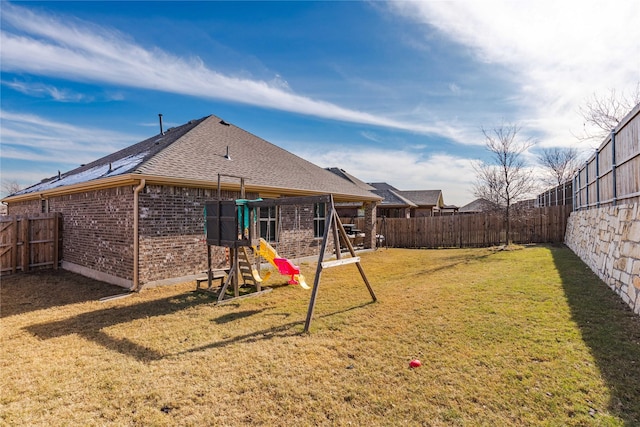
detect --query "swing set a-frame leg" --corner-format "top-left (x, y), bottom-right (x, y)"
top-left (303, 195), bottom-right (376, 333)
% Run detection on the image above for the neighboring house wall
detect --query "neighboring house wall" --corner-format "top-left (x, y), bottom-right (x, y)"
top-left (378, 207), bottom-right (410, 218)
top-left (565, 203), bottom-right (640, 315)
top-left (412, 207), bottom-right (436, 217)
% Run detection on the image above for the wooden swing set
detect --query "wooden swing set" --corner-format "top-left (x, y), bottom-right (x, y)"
top-left (202, 175), bottom-right (376, 332)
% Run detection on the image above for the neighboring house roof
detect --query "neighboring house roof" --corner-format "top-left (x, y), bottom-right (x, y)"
top-left (397, 190), bottom-right (444, 208)
top-left (368, 183), bottom-right (418, 208)
top-left (459, 198), bottom-right (499, 213)
top-left (6, 115), bottom-right (381, 203)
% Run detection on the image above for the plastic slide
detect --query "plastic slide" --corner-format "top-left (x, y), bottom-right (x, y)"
top-left (255, 238), bottom-right (310, 289)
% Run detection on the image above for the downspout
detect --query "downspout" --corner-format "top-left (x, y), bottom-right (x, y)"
top-left (132, 179), bottom-right (146, 291)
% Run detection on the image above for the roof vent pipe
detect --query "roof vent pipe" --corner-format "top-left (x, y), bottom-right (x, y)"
top-left (224, 146), bottom-right (231, 160)
top-left (158, 113), bottom-right (164, 135)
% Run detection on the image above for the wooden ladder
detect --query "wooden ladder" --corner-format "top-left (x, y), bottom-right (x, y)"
top-left (238, 247), bottom-right (260, 290)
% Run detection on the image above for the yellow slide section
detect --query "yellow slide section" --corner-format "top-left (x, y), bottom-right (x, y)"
top-left (255, 238), bottom-right (280, 268)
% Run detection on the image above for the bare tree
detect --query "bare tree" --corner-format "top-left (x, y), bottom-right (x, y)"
top-left (473, 123), bottom-right (537, 245)
top-left (537, 147), bottom-right (580, 187)
top-left (578, 83), bottom-right (640, 142)
top-left (1, 179), bottom-right (22, 198)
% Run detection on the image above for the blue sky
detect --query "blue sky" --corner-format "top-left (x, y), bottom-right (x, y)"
top-left (1, 0), bottom-right (638, 205)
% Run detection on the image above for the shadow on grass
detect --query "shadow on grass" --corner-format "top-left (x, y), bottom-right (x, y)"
top-left (213, 309), bottom-right (265, 324)
top-left (174, 301), bottom-right (376, 357)
top-left (25, 290), bottom-right (223, 361)
top-left (551, 245), bottom-right (640, 426)
top-left (1, 270), bottom-right (128, 317)
top-left (24, 278), bottom-right (375, 362)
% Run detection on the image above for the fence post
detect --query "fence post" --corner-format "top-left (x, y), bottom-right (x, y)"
top-left (21, 218), bottom-right (29, 272)
top-left (611, 129), bottom-right (617, 206)
top-left (595, 148), bottom-right (600, 208)
top-left (53, 213), bottom-right (60, 269)
top-left (585, 160), bottom-right (589, 208)
top-left (572, 176), bottom-right (576, 211)
top-left (11, 216), bottom-right (17, 274)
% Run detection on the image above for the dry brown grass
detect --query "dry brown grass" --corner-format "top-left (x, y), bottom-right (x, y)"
top-left (1, 246), bottom-right (639, 426)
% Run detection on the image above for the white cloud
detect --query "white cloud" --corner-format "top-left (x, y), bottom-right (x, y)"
top-left (295, 145), bottom-right (477, 206)
top-left (389, 0), bottom-right (640, 147)
top-left (2, 79), bottom-right (89, 102)
top-left (0, 110), bottom-right (140, 164)
top-left (0, 2), bottom-right (464, 142)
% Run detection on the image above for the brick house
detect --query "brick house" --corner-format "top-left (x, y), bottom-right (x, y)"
top-left (367, 183), bottom-right (417, 218)
top-left (369, 183), bottom-right (454, 217)
top-left (3, 115), bottom-right (380, 289)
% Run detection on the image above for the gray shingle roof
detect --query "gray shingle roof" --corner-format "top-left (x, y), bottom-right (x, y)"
top-left (368, 183), bottom-right (418, 207)
top-left (459, 198), bottom-right (499, 213)
top-left (397, 190), bottom-right (443, 207)
top-left (14, 115), bottom-right (380, 201)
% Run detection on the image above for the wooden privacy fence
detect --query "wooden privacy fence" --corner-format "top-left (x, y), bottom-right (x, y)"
top-left (0, 213), bottom-right (61, 275)
top-left (343, 205), bottom-right (571, 249)
top-left (537, 181), bottom-right (573, 208)
top-left (574, 103), bottom-right (640, 209)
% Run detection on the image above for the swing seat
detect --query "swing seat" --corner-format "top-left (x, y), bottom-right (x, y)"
top-left (273, 257), bottom-right (301, 284)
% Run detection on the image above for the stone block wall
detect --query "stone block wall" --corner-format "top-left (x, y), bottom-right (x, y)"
top-left (565, 203), bottom-right (640, 315)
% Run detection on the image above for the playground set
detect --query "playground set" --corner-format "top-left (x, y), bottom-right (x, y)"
top-left (199, 175), bottom-right (377, 332)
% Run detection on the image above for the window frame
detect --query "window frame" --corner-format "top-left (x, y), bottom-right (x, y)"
top-left (259, 206), bottom-right (277, 242)
top-left (313, 202), bottom-right (326, 239)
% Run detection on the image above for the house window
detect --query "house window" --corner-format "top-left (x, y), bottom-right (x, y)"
top-left (260, 206), bottom-right (277, 241)
top-left (313, 202), bottom-right (326, 238)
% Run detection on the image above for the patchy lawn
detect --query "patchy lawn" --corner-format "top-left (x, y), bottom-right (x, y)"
top-left (1, 245), bottom-right (639, 426)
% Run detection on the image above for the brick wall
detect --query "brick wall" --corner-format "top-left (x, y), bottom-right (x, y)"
top-left (565, 203), bottom-right (640, 315)
top-left (8, 187), bottom-right (135, 282)
top-left (58, 187), bottom-right (135, 281)
top-left (138, 186), bottom-right (242, 283)
top-left (271, 204), bottom-right (329, 260)
top-left (6, 199), bottom-right (41, 216)
top-left (364, 201), bottom-right (377, 249)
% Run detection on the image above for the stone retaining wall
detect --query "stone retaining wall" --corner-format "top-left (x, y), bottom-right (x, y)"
top-left (565, 203), bottom-right (640, 315)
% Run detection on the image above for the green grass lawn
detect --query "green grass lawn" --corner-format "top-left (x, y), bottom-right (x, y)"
top-left (1, 245), bottom-right (639, 426)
